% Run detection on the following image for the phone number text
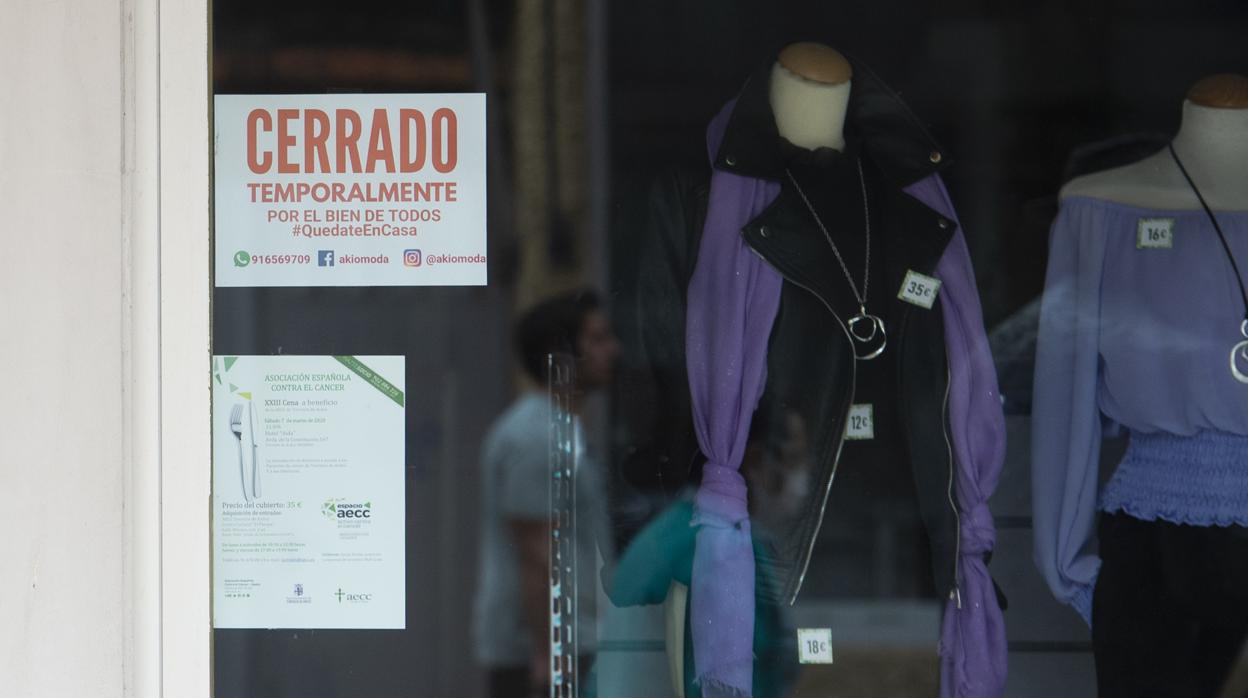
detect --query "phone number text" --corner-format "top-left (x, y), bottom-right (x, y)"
top-left (249, 254), bottom-right (311, 265)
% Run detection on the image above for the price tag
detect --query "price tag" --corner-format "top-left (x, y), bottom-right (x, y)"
top-left (898, 270), bottom-right (942, 309)
top-left (797, 628), bottom-right (834, 664)
top-left (844, 404), bottom-right (874, 441)
top-left (1137, 218), bottom-right (1175, 249)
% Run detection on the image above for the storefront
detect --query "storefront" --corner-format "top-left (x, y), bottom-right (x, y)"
top-left (5, 1), bottom-right (1248, 696)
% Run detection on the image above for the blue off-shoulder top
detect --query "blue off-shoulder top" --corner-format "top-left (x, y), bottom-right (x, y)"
top-left (1031, 195), bottom-right (1248, 624)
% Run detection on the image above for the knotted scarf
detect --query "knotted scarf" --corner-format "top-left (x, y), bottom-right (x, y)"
top-left (686, 99), bottom-right (1007, 698)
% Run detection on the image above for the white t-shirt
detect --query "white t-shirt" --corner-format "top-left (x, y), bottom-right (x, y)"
top-left (471, 392), bottom-right (609, 667)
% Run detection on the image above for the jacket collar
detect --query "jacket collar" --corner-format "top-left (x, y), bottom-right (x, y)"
top-left (712, 56), bottom-right (950, 188)
top-left (741, 162), bottom-right (955, 328)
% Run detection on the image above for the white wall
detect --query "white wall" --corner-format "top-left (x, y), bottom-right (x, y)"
top-left (0, 1), bottom-right (210, 696)
top-left (0, 1), bottom-right (126, 695)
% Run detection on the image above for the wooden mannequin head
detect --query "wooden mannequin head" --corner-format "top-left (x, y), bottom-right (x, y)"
top-left (777, 42), bottom-right (853, 85)
top-left (770, 43), bottom-right (853, 151)
top-left (1187, 74), bottom-right (1248, 109)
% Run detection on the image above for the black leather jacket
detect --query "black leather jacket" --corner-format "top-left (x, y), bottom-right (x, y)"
top-left (617, 59), bottom-right (975, 607)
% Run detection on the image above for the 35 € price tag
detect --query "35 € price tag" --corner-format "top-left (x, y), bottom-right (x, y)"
top-left (797, 628), bottom-right (834, 664)
top-left (1137, 218), bottom-right (1175, 249)
top-left (898, 270), bottom-right (942, 309)
top-left (844, 404), bottom-right (874, 441)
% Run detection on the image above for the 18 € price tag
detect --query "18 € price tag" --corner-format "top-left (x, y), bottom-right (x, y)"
top-left (797, 628), bottom-right (834, 664)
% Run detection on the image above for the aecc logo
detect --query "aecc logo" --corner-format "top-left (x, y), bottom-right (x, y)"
top-left (322, 499), bottom-right (373, 519)
top-left (335, 588), bottom-right (373, 603)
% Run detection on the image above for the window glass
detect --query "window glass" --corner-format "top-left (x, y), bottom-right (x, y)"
top-left (211, 3), bottom-right (1248, 696)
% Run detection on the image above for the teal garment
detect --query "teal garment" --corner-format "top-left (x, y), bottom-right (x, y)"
top-left (606, 499), bottom-right (795, 698)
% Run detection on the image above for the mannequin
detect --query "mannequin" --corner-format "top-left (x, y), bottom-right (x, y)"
top-left (615, 41), bottom-right (1006, 698)
top-left (1061, 74), bottom-right (1248, 208)
top-left (663, 46), bottom-right (858, 694)
top-left (1033, 74), bottom-right (1248, 698)
top-left (769, 42), bottom-right (852, 151)
top-left (665, 45), bottom-right (861, 695)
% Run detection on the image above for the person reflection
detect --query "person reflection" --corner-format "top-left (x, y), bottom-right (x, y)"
top-left (606, 407), bottom-right (810, 698)
top-left (472, 289), bottom-right (620, 698)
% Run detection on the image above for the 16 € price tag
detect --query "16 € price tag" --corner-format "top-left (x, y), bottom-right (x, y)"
top-left (797, 628), bottom-right (834, 664)
top-left (1137, 218), bottom-right (1175, 249)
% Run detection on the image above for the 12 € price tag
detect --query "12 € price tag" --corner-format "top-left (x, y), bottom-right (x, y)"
top-left (797, 628), bottom-right (834, 664)
top-left (844, 404), bottom-right (874, 441)
top-left (898, 270), bottom-right (942, 309)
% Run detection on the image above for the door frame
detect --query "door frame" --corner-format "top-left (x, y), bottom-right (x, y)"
top-left (124, 0), bottom-right (211, 694)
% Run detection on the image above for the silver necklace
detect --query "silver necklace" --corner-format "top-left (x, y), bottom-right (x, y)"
top-left (785, 158), bottom-right (886, 360)
top-left (1168, 144), bottom-right (1248, 384)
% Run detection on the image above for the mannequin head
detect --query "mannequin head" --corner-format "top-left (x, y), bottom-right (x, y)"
top-left (1173, 73), bottom-right (1248, 161)
top-left (777, 42), bottom-right (852, 85)
top-left (1166, 73), bottom-right (1248, 208)
top-left (1061, 74), bottom-right (1248, 206)
top-left (1187, 74), bottom-right (1248, 110)
top-left (770, 42), bottom-right (853, 152)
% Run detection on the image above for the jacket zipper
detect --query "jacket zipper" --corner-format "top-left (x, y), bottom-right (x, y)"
top-left (896, 300), bottom-right (962, 611)
top-left (943, 365), bottom-right (962, 609)
top-left (743, 242), bottom-right (856, 606)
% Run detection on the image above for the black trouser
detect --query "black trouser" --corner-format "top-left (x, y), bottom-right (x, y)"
top-left (1093, 513), bottom-right (1248, 698)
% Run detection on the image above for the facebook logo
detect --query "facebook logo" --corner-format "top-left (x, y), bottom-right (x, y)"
top-left (318, 250), bottom-right (335, 267)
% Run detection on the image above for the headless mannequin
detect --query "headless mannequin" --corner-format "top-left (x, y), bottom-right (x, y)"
top-left (1061, 74), bottom-right (1248, 210)
top-left (668, 43), bottom-right (933, 698)
top-left (1047, 74), bottom-right (1248, 697)
top-left (770, 39), bottom-right (914, 511)
top-left (667, 43), bottom-right (900, 697)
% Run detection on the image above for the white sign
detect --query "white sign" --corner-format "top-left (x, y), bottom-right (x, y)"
top-left (1137, 217), bottom-right (1175, 249)
top-left (212, 355), bottom-right (406, 629)
top-left (214, 94), bottom-right (487, 287)
top-left (898, 269), bottom-right (942, 309)
top-left (797, 628), bottom-right (834, 664)
top-left (845, 403), bottom-right (875, 441)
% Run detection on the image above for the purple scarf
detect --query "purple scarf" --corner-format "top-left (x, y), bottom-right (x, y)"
top-left (686, 100), bottom-right (1007, 697)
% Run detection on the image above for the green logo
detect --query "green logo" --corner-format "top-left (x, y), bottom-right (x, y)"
top-left (233, 250), bottom-right (251, 267)
top-left (323, 498), bottom-right (372, 521)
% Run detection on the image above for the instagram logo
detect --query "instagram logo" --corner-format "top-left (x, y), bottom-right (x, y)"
top-left (403, 249), bottom-right (422, 267)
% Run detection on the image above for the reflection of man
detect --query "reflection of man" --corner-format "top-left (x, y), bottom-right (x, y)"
top-left (472, 289), bottom-right (619, 698)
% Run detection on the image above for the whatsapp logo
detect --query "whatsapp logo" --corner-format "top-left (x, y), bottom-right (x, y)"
top-left (233, 250), bottom-right (251, 267)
